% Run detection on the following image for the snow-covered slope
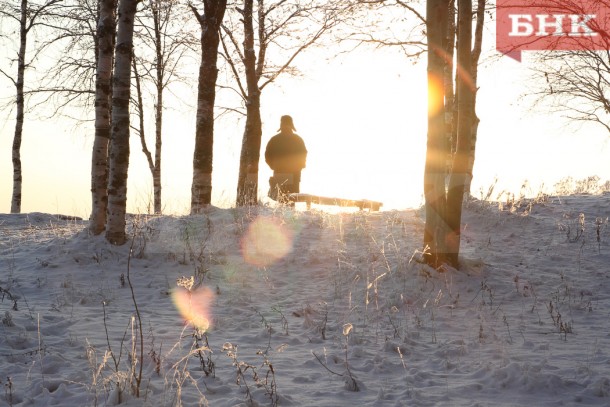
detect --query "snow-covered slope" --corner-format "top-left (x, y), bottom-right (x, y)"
top-left (1, 195), bottom-right (609, 406)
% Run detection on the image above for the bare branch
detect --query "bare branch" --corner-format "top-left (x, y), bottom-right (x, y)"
top-left (0, 68), bottom-right (16, 86)
top-left (220, 26), bottom-right (247, 99)
top-left (396, 0), bottom-right (425, 24)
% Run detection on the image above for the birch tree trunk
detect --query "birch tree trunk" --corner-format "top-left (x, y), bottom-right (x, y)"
top-left (445, 0), bottom-right (474, 267)
top-left (132, 0), bottom-right (187, 215)
top-left (463, 0), bottom-right (484, 196)
top-left (423, 0), bottom-right (450, 268)
top-left (105, 0), bottom-right (137, 245)
top-left (90, 0), bottom-right (116, 234)
top-left (190, 0), bottom-right (228, 213)
top-left (235, 0), bottom-right (262, 207)
top-left (1, 0), bottom-right (63, 213)
top-left (10, 0), bottom-right (28, 214)
top-left (151, 0), bottom-right (163, 214)
top-left (132, 55), bottom-right (157, 214)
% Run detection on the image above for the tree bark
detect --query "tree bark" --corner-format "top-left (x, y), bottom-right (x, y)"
top-left (152, 0), bottom-right (163, 214)
top-left (463, 0), bottom-right (484, 196)
top-left (445, 0), bottom-right (456, 155)
top-left (105, 0), bottom-right (137, 245)
top-left (423, 0), bottom-right (451, 268)
top-left (235, 0), bottom-right (262, 207)
top-left (90, 0), bottom-right (116, 234)
top-left (445, 0), bottom-right (474, 267)
top-left (190, 0), bottom-right (228, 213)
top-left (10, 0), bottom-right (28, 214)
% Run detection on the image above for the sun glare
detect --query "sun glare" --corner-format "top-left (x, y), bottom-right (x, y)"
top-left (262, 50), bottom-right (429, 211)
top-left (427, 74), bottom-right (444, 117)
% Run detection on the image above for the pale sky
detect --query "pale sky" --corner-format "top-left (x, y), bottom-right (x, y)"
top-left (1, 43), bottom-right (609, 217)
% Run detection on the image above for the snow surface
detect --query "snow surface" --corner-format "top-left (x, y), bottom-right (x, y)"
top-left (1, 195), bottom-right (609, 407)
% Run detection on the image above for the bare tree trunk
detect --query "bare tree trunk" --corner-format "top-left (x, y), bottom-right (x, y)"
top-left (132, 55), bottom-right (157, 214)
top-left (423, 0), bottom-right (450, 268)
top-left (105, 0), bottom-right (137, 245)
top-left (445, 0), bottom-right (474, 267)
top-left (90, 0), bottom-right (116, 234)
top-left (190, 0), bottom-right (227, 213)
top-left (10, 0), bottom-right (28, 214)
top-left (153, 89), bottom-right (162, 214)
top-left (235, 0), bottom-right (262, 207)
top-left (463, 0), bottom-right (484, 196)
top-left (444, 0), bottom-right (456, 156)
top-left (2, 0), bottom-right (74, 213)
top-left (152, 0), bottom-right (163, 214)
top-left (236, 98), bottom-right (262, 206)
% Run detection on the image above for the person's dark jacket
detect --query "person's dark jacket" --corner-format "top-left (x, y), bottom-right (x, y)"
top-left (264, 131), bottom-right (307, 174)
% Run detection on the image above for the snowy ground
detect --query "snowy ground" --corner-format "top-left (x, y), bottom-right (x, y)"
top-left (1, 194), bottom-right (609, 406)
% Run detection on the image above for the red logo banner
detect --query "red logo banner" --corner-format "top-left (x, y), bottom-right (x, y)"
top-left (496, 0), bottom-right (610, 61)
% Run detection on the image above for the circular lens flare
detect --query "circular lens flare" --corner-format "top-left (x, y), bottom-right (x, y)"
top-left (241, 216), bottom-right (294, 267)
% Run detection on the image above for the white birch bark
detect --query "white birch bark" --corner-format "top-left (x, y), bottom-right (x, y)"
top-left (10, 0), bottom-right (28, 214)
top-left (105, 0), bottom-right (137, 245)
top-left (90, 0), bottom-right (116, 234)
top-left (152, 0), bottom-right (163, 214)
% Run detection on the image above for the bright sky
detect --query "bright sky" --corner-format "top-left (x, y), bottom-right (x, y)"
top-left (0, 44), bottom-right (609, 217)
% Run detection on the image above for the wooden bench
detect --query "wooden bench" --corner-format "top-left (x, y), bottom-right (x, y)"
top-left (286, 193), bottom-right (383, 211)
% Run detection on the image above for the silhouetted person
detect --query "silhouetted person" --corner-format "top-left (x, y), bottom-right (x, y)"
top-left (265, 115), bottom-right (308, 201)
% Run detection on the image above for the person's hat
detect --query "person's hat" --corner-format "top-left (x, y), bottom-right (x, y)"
top-left (279, 115), bottom-right (296, 131)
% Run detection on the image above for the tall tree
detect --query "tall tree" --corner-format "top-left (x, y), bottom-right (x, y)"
top-left (221, 0), bottom-right (339, 206)
top-left (422, 0), bottom-right (483, 268)
top-left (233, 0), bottom-right (260, 206)
top-left (335, 0), bottom-right (485, 268)
top-left (1, 0), bottom-right (113, 230)
top-left (423, 0), bottom-right (450, 267)
top-left (190, 0), bottom-right (228, 213)
top-left (105, 0), bottom-right (138, 245)
top-left (132, 0), bottom-right (194, 214)
top-left (0, 0), bottom-right (63, 213)
top-left (90, 0), bottom-right (117, 235)
top-left (462, 0), bottom-right (484, 195)
top-left (444, 0), bottom-right (474, 266)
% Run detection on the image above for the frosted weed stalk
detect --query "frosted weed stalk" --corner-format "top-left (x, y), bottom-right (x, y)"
top-left (158, 275), bottom-right (211, 407)
top-left (88, 220), bottom-right (149, 404)
top-left (311, 323), bottom-right (360, 392)
top-left (222, 342), bottom-right (280, 407)
top-left (180, 215), bottom-right (214, 285)
top-left (553, 175), bottom-right (609, 196)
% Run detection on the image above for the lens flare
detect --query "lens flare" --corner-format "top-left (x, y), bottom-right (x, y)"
top-left (241, 216), bottom-right (294, 267)
top-left (428, 73), bottom-right (444, 117)
top-left (171, 286), bottom-right (215, 331)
